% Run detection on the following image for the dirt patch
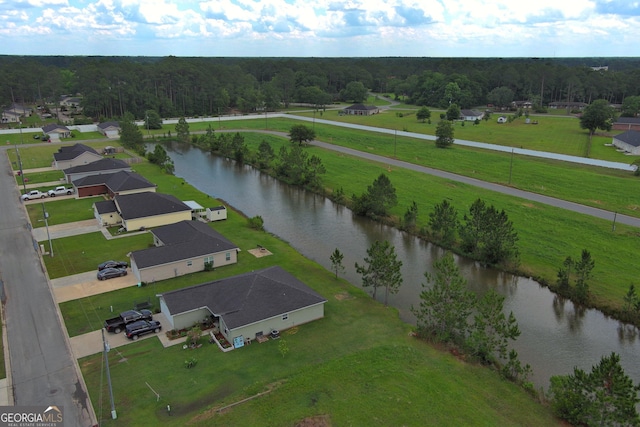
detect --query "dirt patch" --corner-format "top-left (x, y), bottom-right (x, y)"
top-left (248, 247), bottom-right (273, 258)
top-left (521, 202), bottom-right (535, 208)
top-left (334, 292), bottom-right (353, 301)
top-left (295, 414), bottom-right (331, 427)
top-left (590, 200), bottom-right (602, 205)
top-left (627, 205), bottom-right (639, 211)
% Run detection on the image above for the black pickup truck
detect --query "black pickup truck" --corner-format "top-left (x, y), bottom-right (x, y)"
top-left (104, 309), bottom-right (153, 333)
top-left (125, 320), bottom-right (162, 340)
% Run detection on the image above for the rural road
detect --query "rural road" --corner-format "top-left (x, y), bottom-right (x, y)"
top-left (0, 151), bottom-right (96, 426)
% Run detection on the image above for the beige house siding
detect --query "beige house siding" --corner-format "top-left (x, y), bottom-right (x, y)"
top-left (172, 308), bottom-right (211, 331)
top-left (55, 152), bottom-right (103, 170)
top-left (94, 206), bottom-right (122, 226)
top-left (123, 211), bottom-right (192, 231)
top-left (135, 249), bottom-right (237, 283)
top-left (116, 187), bottom-right (157, 197)
top-left (222, 302), bottom-right (325, 343)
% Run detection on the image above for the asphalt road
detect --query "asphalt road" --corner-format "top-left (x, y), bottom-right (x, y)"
top-left (0, 152), bottom-right (95, 426)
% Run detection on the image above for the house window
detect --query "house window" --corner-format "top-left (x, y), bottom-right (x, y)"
top-left (225, 252), bottom-right (231, 261)
top-left (187, 260), bottom-right (193, 267)
top-left (282, 313), bottom-right (288, 321)
top-left (204, 255), bottom-right (213, 264)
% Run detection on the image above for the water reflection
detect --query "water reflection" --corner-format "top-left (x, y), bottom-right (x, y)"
top-left (155, 142), bottom-right (640, 391)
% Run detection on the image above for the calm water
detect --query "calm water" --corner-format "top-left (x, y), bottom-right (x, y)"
top-left (158, 141), bottom-right (640, 391)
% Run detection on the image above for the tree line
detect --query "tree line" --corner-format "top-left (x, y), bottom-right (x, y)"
top-left (5, 56), bottom-right (640, 121)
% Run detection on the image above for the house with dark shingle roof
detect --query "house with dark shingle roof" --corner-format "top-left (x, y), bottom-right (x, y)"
top-left (73, 170), bottom-right (156, 198)
top-left (43, 123), bottom-right (71, 142)
top-left (53, 143), bottom-right (103, 170)
top-left (97, 121), bottom-right (121, 138)
top-left (93, 192), bottom-right (192, 231)
top-left (613, 117), bottom-right (640, 132)
top-left (460, 109), bottom-right (484, 121)
top-left (158, 266), bottom-right (326, 345)
top-left (129, 220), bottom-right (239, 283)
top-left (612, 130), bottom-right (640, 155)
top-left (63, 158), bottom-right (131, 183)
top-left (341, 103), bottom-right (380, 116)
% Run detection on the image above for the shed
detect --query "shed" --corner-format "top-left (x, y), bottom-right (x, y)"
top-left (206, 205), bottom-right (227, 222)
top-left (184, 200), bottom-right (206, 220)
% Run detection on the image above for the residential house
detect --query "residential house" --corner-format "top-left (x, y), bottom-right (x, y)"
top-left (93, 192), bottom-right (192, 231)
top-left (97, 122), bottom-right (121, 138)
top-left (511, 100), bottom-right (533, 109)
top-left (341, 104), bottom-right (380, 116)
top-left (130, 220), bottom-right (239, 283)
top-left (460, 109), bottom-right (484, 121)
top-left (548, 101), bottom-right (588, 110)
top-left (612, 130), bottom-right (640, 155)
top-left (613, 117), bottom-right (640, 132)
top-left (53, 143), bottom-right (103, 170)
top-left (158, 266), bottom-right (327, 346)
top-left (43, 123), bottom-right (71, 142)
top-left (73, 170), bottom-right (156, 198)
top-left (63, 158), bottom-right (131, 183)
top-left (59, 96), bottom-right (82, 108)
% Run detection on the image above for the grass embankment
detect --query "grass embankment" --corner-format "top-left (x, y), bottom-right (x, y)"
top-left (66, 176), bottom-right (558, 425)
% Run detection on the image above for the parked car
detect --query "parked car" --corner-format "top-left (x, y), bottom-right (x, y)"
top-left (32, 134), bottom-right (40, 139)
top-left (125, 320), bottom-right (162, 340)
top-left (97, 267), bottom-right (127, 281)
top-left (98, 260), bottom-right (128, 270)
top-left (104, 309), bottom-right (153, 333)
top-left (47, 186), bottom-right (74, 197)
top-left (20, 190), bottom-right (47, 201)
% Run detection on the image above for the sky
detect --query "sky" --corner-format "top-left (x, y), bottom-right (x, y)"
top-left (0, 0), bottom-right (639, 57)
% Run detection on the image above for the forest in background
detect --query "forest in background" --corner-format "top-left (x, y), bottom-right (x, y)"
top-left (3, 56), bottom-right (640, 120)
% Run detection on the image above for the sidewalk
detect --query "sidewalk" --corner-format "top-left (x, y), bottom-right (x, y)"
top-left (32, 219), bottom-right (102, 241)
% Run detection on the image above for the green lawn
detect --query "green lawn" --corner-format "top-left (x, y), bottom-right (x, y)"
top-left (43, 232), bottom-right (153, 279)
top-left (27, 197), bottom-right (101, 227)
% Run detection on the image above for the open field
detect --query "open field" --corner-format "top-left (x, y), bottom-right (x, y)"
top-left (26, 196), bottom-right (101, 227)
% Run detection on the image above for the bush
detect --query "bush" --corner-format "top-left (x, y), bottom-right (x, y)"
top-left (248, 215), bottom-right (264, 230)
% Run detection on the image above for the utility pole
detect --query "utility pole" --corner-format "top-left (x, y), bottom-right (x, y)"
top-left (508, 148), bottom-right (514, 185)
top-left (42, 203), bottom-right (53, 257)
top-left (394, 129), bottom-right (397, 158)
top-left (102, 329), bottom-right (117, 420)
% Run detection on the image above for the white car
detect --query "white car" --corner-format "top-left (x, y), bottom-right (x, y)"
top-left (20, 190), bottom-right (47, 201)
top-left (47, 186), bottom-right (74, 197)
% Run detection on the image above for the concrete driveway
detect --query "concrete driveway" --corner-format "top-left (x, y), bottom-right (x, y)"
top-left (51, 270), bottom-right (138, 303)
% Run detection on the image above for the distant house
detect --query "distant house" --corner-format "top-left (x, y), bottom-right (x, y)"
top-left (206, 205), bottom-right (228, 222)
top-left (59, 96), bottom-right (81, 108)
top-left (612, 130), bottom-right (640, 155)
top-left (63, 158), bottom-right (131, 183)
top-left (93, 192), bottom-right (192, 231)
top-left (341, 104), bottom-right (380, 116)
top-left (460, 109), bottom-right (484, 121)
top-left (43, 123), bottom-right (71, 142)
top-left (1, 110), bottom-right (21, 123)
top-left (512, 100), bottom-right (533, 109)
top-left (97, 122), bottom-right (121, 138)
top-left (158, 266), bottom-right (327, 346)
top-left (548, 101), bottom-right (588, 110)
top-left (130, 220), bottom-right (239, 283)
top-left (613, 117), bottom-right (640, 132)
top-left (53, 143), bottom-right (103, 170)
top-left (73, 170), bottom-right (156, 198)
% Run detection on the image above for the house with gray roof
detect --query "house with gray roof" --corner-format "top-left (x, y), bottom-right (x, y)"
top-left (63, 158), bottom-right (131, 183)
top-left (53, 143), bottom-right (103, 170)
top-left (93, 192), bottom-right (192, 231)
top-left (341, 103), bottom-right (380, 116)
top-left (612, 130), bottom-right (640, 155)
top-left (129, 220), bottom-right (239, 283)
top-left (73, 170), bottom-right (156, 198)
top-left (460, 109), bottom-right (484, 121)
top-left (158, 266), bottom-right (326, 346)
top-left (43, 123), bottom-right (71, 142)
top-left (613, 117), bottom-right (640, 132)
top-left (97, 121), bottom-right (121, 138)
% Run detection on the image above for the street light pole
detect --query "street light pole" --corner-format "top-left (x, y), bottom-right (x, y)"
top-left (102, 329), bottom-right (117, 420)
top-left (42, 203), bottom-right (53, 257)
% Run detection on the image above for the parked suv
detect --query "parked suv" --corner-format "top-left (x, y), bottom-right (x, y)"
top-left (125, 320), bottom-right (162, 340)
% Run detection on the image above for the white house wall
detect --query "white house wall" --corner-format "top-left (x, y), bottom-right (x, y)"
top-left (136, 249), bottom-right (238, 283)
top-left (223, 302), bottom-right (325, 343)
